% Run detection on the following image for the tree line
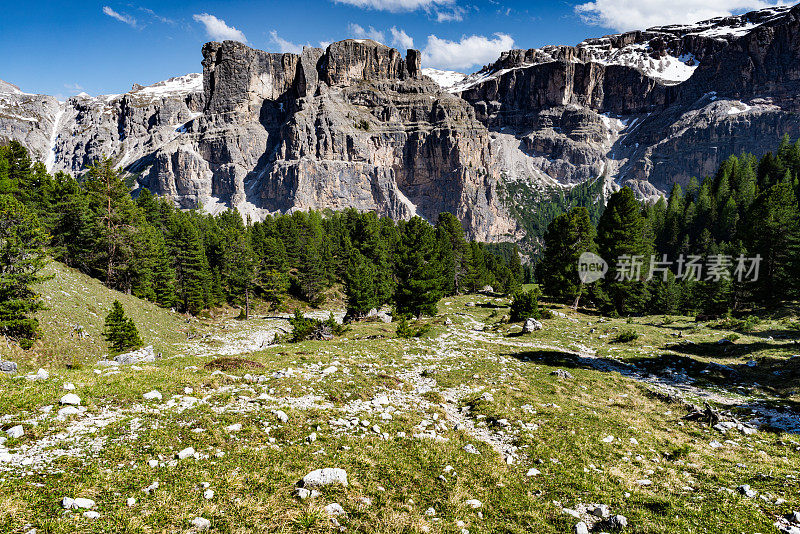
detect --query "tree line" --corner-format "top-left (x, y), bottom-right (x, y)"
top-left (0, 141), bottom-right (524, 347)
top-left (538, 136), bottom-right (800, 316)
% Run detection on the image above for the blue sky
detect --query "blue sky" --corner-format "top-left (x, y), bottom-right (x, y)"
top-left (0, 0), bottom-right (789, 97)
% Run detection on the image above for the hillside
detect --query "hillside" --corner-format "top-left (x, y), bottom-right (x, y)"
top-left (0, 261), bottom-right (187, 369)
top-left (1, 279), bottom-right (798, 533)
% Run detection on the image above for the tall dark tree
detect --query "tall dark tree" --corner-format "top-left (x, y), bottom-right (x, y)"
top-left (344, 251), bottom-right (378, 320)
top-left (538, 206), bottom-right (596, 308)
top-left (394, 217), bottom-right (442, 318)
top-left (435, 212), bottom-right (471, 295)
top-left (171, 216), bottom-right (210, 314)
top-left (82, 158), bottom-right (140, 289)
top-left (0, 195), bottom-right (49, 349)
top-left (595, 187), bottom-right (652, 315)
top-left (103, 300), bottom-right (143, 353)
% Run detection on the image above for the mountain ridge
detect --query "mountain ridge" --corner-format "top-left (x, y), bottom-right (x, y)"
top-left (3, 4), bottom-right (800, 241)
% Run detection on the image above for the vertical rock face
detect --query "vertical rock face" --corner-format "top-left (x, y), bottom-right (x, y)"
top-left (4, 4), bottom-right (800, 241)
top-left (136, 39), bottom-right (517, 241)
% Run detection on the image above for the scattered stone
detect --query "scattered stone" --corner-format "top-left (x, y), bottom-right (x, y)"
top-left (126, 498), bottom-right (136, 507)
top-left (575, 522), bottom-right (589, 534)
top-left (83, 511), bottom-right (100, 519)
top-left (63, 383), bottom-right (75, 390)
top-left (591, 504), bottom-right (611, 518)
top-left (225, 423), bottom-right (242, 433)
top-left (299, 468), bottom-right (348, 488)
top-left (464, 499), bottom-right (482, 509)
top-left (0, 359), bottom-right (17, 374)
top-left (551, 369), bottom-right (573, 380)
top-left (143, 390), bottom-right (162, 401)
top-left (177, 447), bottom-right (195, 460)
top-left (636, 479), bottom-right (652, 486)
top-left (58, 406), bottom-right (80, 417)
top-left (274, 410), bottom-right (289, 423)
top-left (425, 507), bottom-right (436, 516)
top-left (191, 517), bottom-right (211, 530)
top-left (62, 497), bottom-right (95, 509)
top-left (608, 514), bottom-right (628, 529)
top-left (325, 503), bottom-right (346, 516)
top-left (203, 489), bottom-right (214, 500)
top-left (523, 318), bottom-right (543, 333)
top-left (526, 468), bottom-right (541, 477)
top-left (114, 346), bottom-right (156, 365)
top-left (602, 435), bottom-right (615, 443)
top-left (6, 425), bottom-right (23, 439)
top-left (737, 484), bottom-right (757, 498)
top-left (60, 393), bottom-right (81, 406)
top-left (463, 444), bottom-right (481, 455)
top-left (142, 481), bottom-right (159, 494)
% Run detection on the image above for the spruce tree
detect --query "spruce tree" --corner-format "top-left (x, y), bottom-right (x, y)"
top-left (82, 158), bottom-right (141, 289)
top-left (394, 217), bottom-right (442, 318)
top-left (435, 213), bottom-right (471, 295)
top-left (595, 187), bottom-right (652, 315)
top-left (538, 207), bottom-right (596, 307)
top-left (344, 251), bottom-right (378, 320)
top-left (0, 195), bottom-right (49, 348)
top-left (103, 300), bottom-right (143, 353)
top-left (171, 216), bottom-right (210, 314)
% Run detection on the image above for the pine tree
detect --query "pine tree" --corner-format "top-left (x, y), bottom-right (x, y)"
top-left (538, 207), bottom-right (596, 307)
top-left (435, 213), bottom-right (471, 295)
top-left (103, 300), bottom-right (143, 353)
top-left (595, 187), bottom-right (652, 315)
top-left (344, 251), bottom-right (378, 320)
top-left (171, 216), bottom-right (210, 314)
top-left (82, 157), bottom-right (141, 289)
top-left (394, 217), bottom-right (442, 318)
top-left (0, 195), bottom-right (49, 348)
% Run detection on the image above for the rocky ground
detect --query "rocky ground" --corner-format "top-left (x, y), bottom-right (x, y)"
top-left (0, 277), bottom-right (799, 533)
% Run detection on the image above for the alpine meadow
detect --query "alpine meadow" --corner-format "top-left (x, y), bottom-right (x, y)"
top-left (1, 2), bottom-right (800, 533)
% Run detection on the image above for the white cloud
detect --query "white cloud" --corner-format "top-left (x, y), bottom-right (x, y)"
top-left (64, 83), bottom-right (84, 93)
top-left (269, 30), bottom-right (309, 53)
top-left (192, 13), bottom-right (247, 43)
top-left (334, 0), bottom-right (454, 13)
top-left (574, 0), bottom-right (783, 32)
top-left (348, 23), bottom-right (386, 42)
top-left (102, 6), bottom-right (137, 27)
top-left (422, 33), bottom-right (514, 70)
top-left (435, 7), bottom-right (465, 22)
top-left (390, 27), bottom-right (414, 49)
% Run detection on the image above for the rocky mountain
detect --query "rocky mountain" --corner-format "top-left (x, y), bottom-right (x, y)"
top-left (3, 4), bottom-right (800, 241)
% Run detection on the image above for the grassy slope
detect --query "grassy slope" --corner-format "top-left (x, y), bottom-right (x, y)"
top-left (0, 276), bottom-right (797, 533)
top-left (0, 261), bottom-right (187, 370)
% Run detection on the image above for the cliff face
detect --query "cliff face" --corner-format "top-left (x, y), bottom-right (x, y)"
top-left (452, 4), bottom-right (800, 197)
top-left (4, 4), bottom-right (800, 240)
top-left (135, 39), bottom-right (516, 241)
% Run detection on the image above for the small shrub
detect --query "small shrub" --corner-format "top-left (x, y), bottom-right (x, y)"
top-left (288, 311), bottom-right (348, 343)
top-left (510, 287), bottom-right (541, 322)
top-left (395, 316), bottom-right (429, 338)
top-left (723, 333), bottom-right (740, 342)
top-left (614, 328), bottom-right (639, 343)
top-left (103, 300), bottom-right (142, 353)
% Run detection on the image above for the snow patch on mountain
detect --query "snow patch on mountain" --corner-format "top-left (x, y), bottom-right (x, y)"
top-left (421, 68), bottom-right (466, 89)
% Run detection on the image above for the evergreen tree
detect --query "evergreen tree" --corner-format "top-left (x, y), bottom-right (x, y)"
top-left (0, 195), bottom-right (49, 348)
top-left (103, 300), bottom-right (143, 353)
top-left (595, 187), bottom-right (652, 315)
top-left (394, 217), bottom-right (442, 318)
top-left (344, 251), bottom-right (378, 320)
top-left (538, 207), bottom-right (596, 307)
top-left (82, 157), bottom-right (141, 289)
top-left (171, 216), bottom-right (210, 314)
top-left (435, 212), bottom-right (471, 295)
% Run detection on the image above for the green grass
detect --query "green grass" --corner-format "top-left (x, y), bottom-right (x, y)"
top-left (0, 272), bottom-right (797, 533)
